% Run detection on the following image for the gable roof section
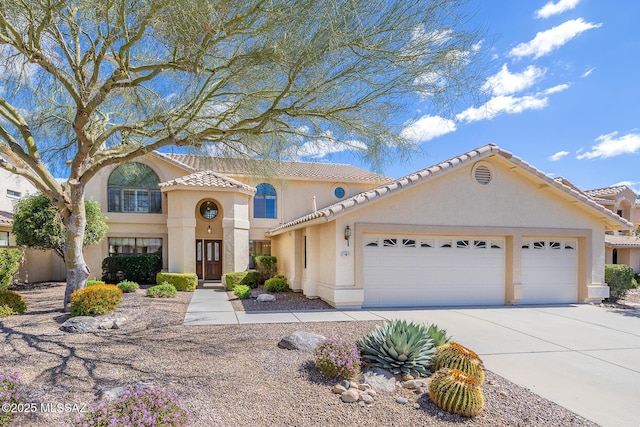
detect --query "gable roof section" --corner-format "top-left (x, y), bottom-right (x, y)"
top-left (584, 185), bottom-right (631, 199)
top-left (0, 210), bottom-right (12, 226)
top-left (159, 170), bottom-right (255, 195)
top-left (267, 144), bottom-right (633, 236)
top-left (155, 153), bottom-right (390, 183)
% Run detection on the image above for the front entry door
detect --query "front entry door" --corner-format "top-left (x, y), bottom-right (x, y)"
top-left (196, 240), bottom-right (222, 281)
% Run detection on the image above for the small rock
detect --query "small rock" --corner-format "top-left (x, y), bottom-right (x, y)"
top-left (277, 331), bottom-right (326, 352)
top-left (403, 374), bottom-right (414, 381)
top-left (358, 401), bottom-right (366, 407)
top-left (349, 381), bottom-right (360, 390)
top-left (396, 397), bottom-right (408, 404)
top-left (360, 383), bottom-right (372, 390)
top-left (98, 318), bottom-right (115, 330)
top-left (403, 379), bottom-right (424, 389)
top-left (332, 384), bottom-right (347, 394)
top-left (499, 390), bottom-right (508, 397)
top-left (98, 386), bottom-right (126, 401)
top-left (365, 389), bottom-right (377, 397)
top-left (257, 294), bottom-right (276, 302)
top-left (361, 368), bottom-right (397, 393)
top-left (60, 316), bottom-right (99, 334)
top-left (488, 380), bottom-right (496, 386)
top-left (112, 317), bottom-right (126, 329)
top-left (359, 393), bottom-right (374, 404)
top-left (413, 403), bottom-right (421, 409)
top-left (340, 379), bottom-right (351, 390)
top-left (341, 388), bottom-right (359, 403)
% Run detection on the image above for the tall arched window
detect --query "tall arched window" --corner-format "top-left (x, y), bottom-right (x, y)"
top-left (108, 163), bottom-right (162, 213)
top-left (254, 183), bottom-right (277, 218)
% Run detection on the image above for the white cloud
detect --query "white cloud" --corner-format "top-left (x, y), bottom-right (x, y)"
top-left (509, 18), bottom-right (602, 59)
top-left (577, 131), bottom-right (640, 159)
top-left (457, 94), bottom-right (547, 122)
top-left (543, 83), bottom-right (570, 95)
top-left (400, 115), bottom-right (457, 143)
top-left (549, 150), bottom-right (569, 161)
top-left (482, 64), bottom-right (545, 96)
top-left (536, 0), bottom-right (581, 19)
top-left (297, 137), bottom-right (367, 159)
top-left (581, 67), bottom-right (595, 78)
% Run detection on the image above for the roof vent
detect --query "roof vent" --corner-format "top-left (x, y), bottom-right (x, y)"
top-left (473, 163), bottom-right (492, 186)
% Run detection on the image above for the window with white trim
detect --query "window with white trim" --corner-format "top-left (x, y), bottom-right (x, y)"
top-left (108, 163), bottom-right (161, 213)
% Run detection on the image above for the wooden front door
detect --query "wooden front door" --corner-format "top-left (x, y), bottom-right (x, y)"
top-left (196, 240), bottom-right (222, 281)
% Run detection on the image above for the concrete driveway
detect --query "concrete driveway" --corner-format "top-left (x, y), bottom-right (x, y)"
top-left (381, 304), bottom-right (640, 427)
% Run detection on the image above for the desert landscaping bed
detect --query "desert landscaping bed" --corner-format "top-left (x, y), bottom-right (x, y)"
top-left (3, 283), bottom-right (631, 426)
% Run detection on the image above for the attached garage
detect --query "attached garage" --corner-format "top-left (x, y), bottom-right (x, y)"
top-left (362, 235), bottom-right (506, 307)
top-left (521, 238), bottom-right (578, 304)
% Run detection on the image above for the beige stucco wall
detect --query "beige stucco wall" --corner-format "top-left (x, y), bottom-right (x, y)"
top-left (283, 155), bottom-right (610, 307)
top-left (0, 168), bottom-right (38, 213)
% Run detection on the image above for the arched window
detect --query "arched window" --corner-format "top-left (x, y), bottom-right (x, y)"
top-left (108, 163), bottom-right (162, 213)
top-left (254, 183), bottom-right (277, 218)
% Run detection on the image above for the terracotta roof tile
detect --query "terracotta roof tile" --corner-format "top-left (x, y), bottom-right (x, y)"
top-left (584, 186), bottom-right (629, 198)
top-left (605, 234), bottom-right (640, 248)
top-left (155, 153), bottom-right (390, 183)
top-left (0, 211), bottom-right (12, 226)
top-left (159, 170), bottom-right (255, 193)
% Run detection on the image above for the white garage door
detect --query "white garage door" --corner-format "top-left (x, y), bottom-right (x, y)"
top-left (362, 235), bottom-right (506, 307)
top-left (521, 238), bottom-right (578, 304)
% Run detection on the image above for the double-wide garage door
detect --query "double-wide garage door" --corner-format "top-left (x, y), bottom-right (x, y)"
top-left (362, 235), bottom-right (578, 308)
top-left (363, 235), bottom-right (506, 307)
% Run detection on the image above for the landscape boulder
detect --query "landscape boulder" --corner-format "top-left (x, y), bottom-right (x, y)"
top-left (60, 316), bottom-right (99, 333)
top-left (278, 331), bottom-right (326, 351)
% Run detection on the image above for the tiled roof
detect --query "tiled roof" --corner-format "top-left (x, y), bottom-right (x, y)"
top-left (584, 185), bottom-right (629, 198)
top-left (154, 153), bottom-right (390, 183)
top-left (0, 211), bottom-right (12, 226)
top-left (267, 144), bottom-right (633, 235)
top-left (605, 234), bottom-right (640, 248)
top-left (159, 170), bottom-right (255, 193)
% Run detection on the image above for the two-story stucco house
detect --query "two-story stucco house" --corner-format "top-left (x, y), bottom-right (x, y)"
top-left (80, 143), bottom-right (631, 308)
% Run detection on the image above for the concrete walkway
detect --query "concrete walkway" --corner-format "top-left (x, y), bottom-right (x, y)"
top-left (184, 289), bottom-right (640, 427)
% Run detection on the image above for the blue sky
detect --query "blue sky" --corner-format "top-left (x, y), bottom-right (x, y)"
top-left (312, 0), bottom-right (640, 193)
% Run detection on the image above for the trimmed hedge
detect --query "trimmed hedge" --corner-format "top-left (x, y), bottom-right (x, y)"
top-left (233, 285), bottom-right (251, 299)
top-left (605, 264), bottom-right (635, 302)
top-left (0, 248), bottom-right (22, 291)
top-left (70, 284), bottom-right (122, 317)
top-left (254, 255), bottom-right (277, 282)
top-left (102, 254), bottom-right (162, 284)
top-left (156, 272), bottom-right (197, 292)
top-left (225, 271), bottom-right (260, 291)
top-left (264, 275), bottom-right (288, 293)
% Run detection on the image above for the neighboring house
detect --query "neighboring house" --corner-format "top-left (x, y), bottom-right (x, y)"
top-left (82, 143), bottom-right (631, 308)
top-left (583, 185), bottom-right (640, 272)
top-left (0, 165), bottom-right (66, 283)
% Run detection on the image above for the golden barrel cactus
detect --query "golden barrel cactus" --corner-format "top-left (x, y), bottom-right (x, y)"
top-left (429, 368), bottom-right (484, 417)
top-left (432, 342), bottom-right (485, 384)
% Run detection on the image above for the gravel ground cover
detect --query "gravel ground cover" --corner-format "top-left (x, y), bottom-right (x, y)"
top-left (0, 282), bottom-right (609, 426)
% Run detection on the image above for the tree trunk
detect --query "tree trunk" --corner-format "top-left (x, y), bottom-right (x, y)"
top-left (62, 184), bottom-right (90, 311)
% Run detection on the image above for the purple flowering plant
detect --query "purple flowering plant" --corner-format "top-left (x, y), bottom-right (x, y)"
top-left (72, 386), bottom-right (189, 427)
top-left (0, 371), bottom-right (21, 426)
top-left (314, 337), bottom-right (361, 380)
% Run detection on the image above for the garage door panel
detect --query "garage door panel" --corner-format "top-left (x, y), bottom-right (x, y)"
top-left (521, 239), bottom-right (577, 304)
top-left (363, 235), bottom-right (505, 307)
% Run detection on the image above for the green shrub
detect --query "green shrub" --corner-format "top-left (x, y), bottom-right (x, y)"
top-left (69, 284), bottom-right (122, 317)
top-left (0, 371), bottom-right (21, 426)
top-left (254, 255), bottom-right (277, 282)
top-left (146, 282), bottom-right (177, 298)
top-left (156, 272), bottom-right (197, 292)
top-left (102, 254), bottom-right (162, 284)
top-left (117, 280), bottom-right (140, 293)
top-left (0, 248), bottom-right (22, 291)
top-left (264, 275), bottom-right (288, 292)
top-left (71, 386), bottom-right (189, 427)
top-left (605, 264), bottom-right (635, 302)
top-left (233, 285), bottom-right (251, 299)
top-left (86, 279), bottom-right (105, 286)
top-left (0, 290), bottom-right (28, 315)
top-left (314, 337), bottom-right (361, 380)
top-left (0, 305), bottom-right (16, 318)
top-left (357, 319), bottom-right (435, 377)
top-left (225, 271), bottom-right (260, 290)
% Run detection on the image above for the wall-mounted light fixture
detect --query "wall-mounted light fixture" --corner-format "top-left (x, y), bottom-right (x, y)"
top-left (344, 225), bottom-right (351, 246)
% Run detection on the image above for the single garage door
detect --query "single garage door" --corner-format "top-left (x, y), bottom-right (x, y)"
top-left (362, 235), bottom-right (506, 307)
top-left (520, 238), bottom-right (578, 304)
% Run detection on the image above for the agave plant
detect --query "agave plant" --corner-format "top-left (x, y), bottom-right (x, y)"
top-left (432, 342), bottom-right (485, 383)
top-left (356, 319), bottom-right (435, 377)
top-left (426, 323), bottom-right (451, 347)
top-left (429, 368), bottom-right (484, 417)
